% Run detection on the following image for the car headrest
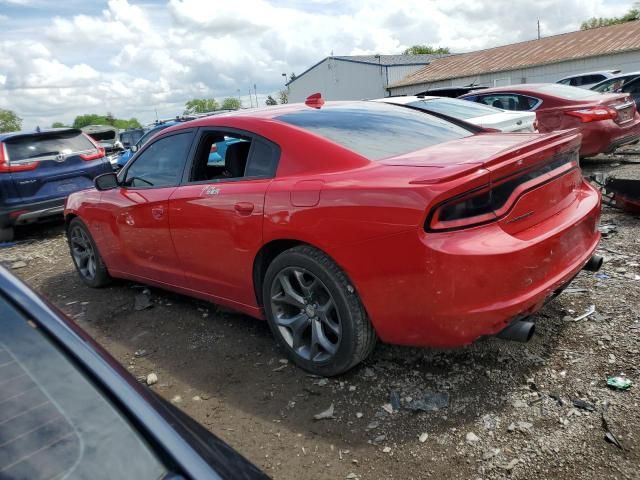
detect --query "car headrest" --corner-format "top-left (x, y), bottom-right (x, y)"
top-left (224, 141), bottom-right (251, 178)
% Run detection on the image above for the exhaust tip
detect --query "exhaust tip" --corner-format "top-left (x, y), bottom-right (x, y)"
top-left (496, 320), bottom-right (535, 343)
top-left (583, 254), bottom-right (603, 272)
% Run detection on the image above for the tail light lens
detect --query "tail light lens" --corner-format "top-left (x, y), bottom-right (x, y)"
top-left (0, 142), bottom-right (39, 173)
top-left (565, 107), bottom-right (618, 123)
top-left (80, 146), bottom-right (105, 161)
top-left (210, 144), bottom-right (218, 153)
top-left (427, 149), bottom-right (579, 231)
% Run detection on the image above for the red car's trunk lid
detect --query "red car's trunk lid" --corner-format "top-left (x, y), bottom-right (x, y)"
top-left (383, 130), bottom-right (583, 233)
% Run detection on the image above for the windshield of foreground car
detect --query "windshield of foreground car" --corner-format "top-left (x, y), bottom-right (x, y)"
top-left (407, 97), bottom-right (503, 119)
top-left (134, 125), bottom-right (171, 150)
top-left (530, 84), bottom-right (604, 100)
top-left (276, 102), bottom-right (473, 160)
top-left (0, 297), bottom-right (168, 480)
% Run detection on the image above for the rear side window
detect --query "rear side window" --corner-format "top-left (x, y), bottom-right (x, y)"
top-left (476, 94), bottom-right (539, 111)
top-left (0, 297), bottom-right (168, 480)
top-left (408, 98), bottom-right (502, 119)
top-left (276, 102), bottom-right (473, 160)
top-left (5, 131), bottom-right (95, 161)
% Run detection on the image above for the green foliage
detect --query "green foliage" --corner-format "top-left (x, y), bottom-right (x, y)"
top-left (51, 122), bottom-right (67, 128)
top-left (184, 98), bottom-right (219, 114)
top-left (221, 97), bottom-right (242, 110)
top-left (581, 4), bottom-right (640, 30)
top-left (0, 109), bottom-right (22, 133)
top-left (72, 114), bottom-right (141, 130)
top-left (265, 95), bottom-right (278, 106)
top-left (402, 45), bottom-right (450, 55)
top-left (278, 90), bottom-right (288, 104)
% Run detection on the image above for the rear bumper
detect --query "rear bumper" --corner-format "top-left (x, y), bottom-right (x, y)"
top-left (0, 197), bottom-right (66, 228)
top-left (580, 118), bottom-right (640, 157)
top-left (335, 181), bottom-right (602, 348)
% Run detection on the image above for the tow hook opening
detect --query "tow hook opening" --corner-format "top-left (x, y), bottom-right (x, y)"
top-left (496, 319), bottom-right (535, 343)
top-left (583, 254), bottom-right (603, 272)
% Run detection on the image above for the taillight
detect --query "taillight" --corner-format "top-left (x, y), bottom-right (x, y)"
top-left (0, 142), bottom-right (39, 173)
top-left (210, 144), bottom-right (218, 153)
top-left (565, 107), bottom-right (618, 123)
top-left (427, 149), bottom-right (579, 231)
top-left (80, 147), bottom-right (105, 161)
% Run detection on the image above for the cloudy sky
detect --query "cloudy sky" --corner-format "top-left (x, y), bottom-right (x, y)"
top-left (0, 0), bottom-right (632, 128)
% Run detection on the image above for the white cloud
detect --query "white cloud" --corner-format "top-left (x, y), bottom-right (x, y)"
top-left (0, 0), bottom-right (630, 128)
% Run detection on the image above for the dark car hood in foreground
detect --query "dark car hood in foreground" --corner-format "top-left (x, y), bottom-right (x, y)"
top-left (0, 267), bottom-right (269, 480)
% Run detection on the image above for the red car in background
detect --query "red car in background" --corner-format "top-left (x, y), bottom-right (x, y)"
top-left (460, 83), bottom-right (640, 157)
top-left (64, 100), bottom-right (602, 376)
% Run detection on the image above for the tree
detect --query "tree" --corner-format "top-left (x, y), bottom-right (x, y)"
top-left (265, 95), bottom-right (278, 106)
top-left (0, 109), bottom-right (22, 133)
top-left (278, 90), bottom-right (288, 104)
top-left (51, 121), bottom-right (66, 128)
top-left (184, 98), bottom-right (219, 114)
top-left (402, 45), bottom-right (450, 55)
top-left (581, 3), bottom-right (640, 29)
top-left (72, 114), bottom-right (141, 129)
top-left (221, 97), bottom-right (241, 110)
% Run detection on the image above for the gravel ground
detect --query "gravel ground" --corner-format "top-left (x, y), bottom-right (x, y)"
top-left (1, 156), bottom-right (639, 480)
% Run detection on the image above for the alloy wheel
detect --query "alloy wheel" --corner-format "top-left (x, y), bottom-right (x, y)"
top-left (69, 226), bottom-right (97, 280)
top-left (270, 267), bottom-right (342, 362)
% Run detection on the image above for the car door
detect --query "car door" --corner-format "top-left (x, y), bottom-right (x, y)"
top-left (96, 130), bottom-right (195, 285)
top-left (168, 128), bottom-right (279, 308)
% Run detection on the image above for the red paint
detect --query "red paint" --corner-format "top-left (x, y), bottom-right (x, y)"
top-left (461, 85), bottom-right (640, 157)
top-left (65, 102), bottom-right (601, 348)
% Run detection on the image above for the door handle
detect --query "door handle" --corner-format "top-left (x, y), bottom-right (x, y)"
top-left (234, 202), bottom-right (254, 215)
top-left (151, 206), bottom-right (165, 220)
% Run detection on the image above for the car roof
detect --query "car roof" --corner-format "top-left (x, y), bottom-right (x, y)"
top-left (461, 83), bottom-right (572, 96)
top-left (557, 70), bottom-right (620, 80)
top-left (373, 95), bottom-right (443, 104)
top-left (0, 127), bottom-right (79, 141)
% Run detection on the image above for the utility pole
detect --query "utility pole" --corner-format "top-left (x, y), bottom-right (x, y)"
top-left (537, 19), bottom-right (541, 40)
top-left (248, 88), bottom-right (253, 108)
top-left (254, 84), bottom-right (258, 108)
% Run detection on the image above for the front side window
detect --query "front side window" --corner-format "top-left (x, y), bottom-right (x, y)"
top-left (408, 98), bottom-right (502, 119)
top-left (124, 132), bottom-right (191, 188)
top-left (276, 102), bottom-right (473, 160)
top-left (0, 297), bottom-right (168, 480)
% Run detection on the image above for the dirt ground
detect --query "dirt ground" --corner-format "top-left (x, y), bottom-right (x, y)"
top-left (1, 156), bottom-right (639, 480)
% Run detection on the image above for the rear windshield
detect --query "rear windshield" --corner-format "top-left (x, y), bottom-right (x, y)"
top-left (532, 84), bottom-right (603, 100)
top-left (87, 131), bottom-right (116, 142)
top-left (5, 130), bottom-right (95, 161)
top-left (407, 98), bottom-right (501, 119)
top-left (276, 102), bottom-right (473, 160)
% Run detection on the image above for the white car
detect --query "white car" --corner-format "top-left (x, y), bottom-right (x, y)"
top-left (375, 95), bottom-right (537, 133)
top-left (557, 70), bottom-right (621, 89)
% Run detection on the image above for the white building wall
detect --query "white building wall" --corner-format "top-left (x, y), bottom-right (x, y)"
top-left (388, 50), bottom-right (640, 95)
top-left (288, 59), bottom-right (386, 102)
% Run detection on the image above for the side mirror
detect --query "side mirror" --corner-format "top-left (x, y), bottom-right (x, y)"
top-left (94, 172), bottom-right (119, 191)
top-left (131, 145), bottom-right (138, 153)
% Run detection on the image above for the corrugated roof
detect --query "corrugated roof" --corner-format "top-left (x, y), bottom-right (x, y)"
top-left (391, 21), bottom-right (640, 88)
top-left (333, 54), bottom-right (446, 66)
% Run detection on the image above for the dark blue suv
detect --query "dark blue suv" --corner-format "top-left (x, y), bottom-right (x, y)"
top-left (0, 128), bottom-right (112, 241)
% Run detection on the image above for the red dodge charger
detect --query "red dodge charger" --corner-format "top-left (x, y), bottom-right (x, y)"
top-left (65, 101), bottom-right (602, 375)
top-left (460, 83), bottom-right (640, 157)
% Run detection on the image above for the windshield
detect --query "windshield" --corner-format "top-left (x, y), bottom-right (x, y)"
top-left (0, 296), bottom-right (168, 480)
top-left (276, 102), bottom-right (473, 160)
top-left (5, 131), bottom-right (95, 161)
top-left (407, 98), bottom-right (502, 119)
top-left (531, 84), bottom-right (603, 100)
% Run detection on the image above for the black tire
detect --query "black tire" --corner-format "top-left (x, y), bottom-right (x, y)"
top-left (67, 217), bottom-right (111, 287)
top-left (0, 226), bottom-right (14, 243)
top-left (263, 245), bottom-right (376, 376)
